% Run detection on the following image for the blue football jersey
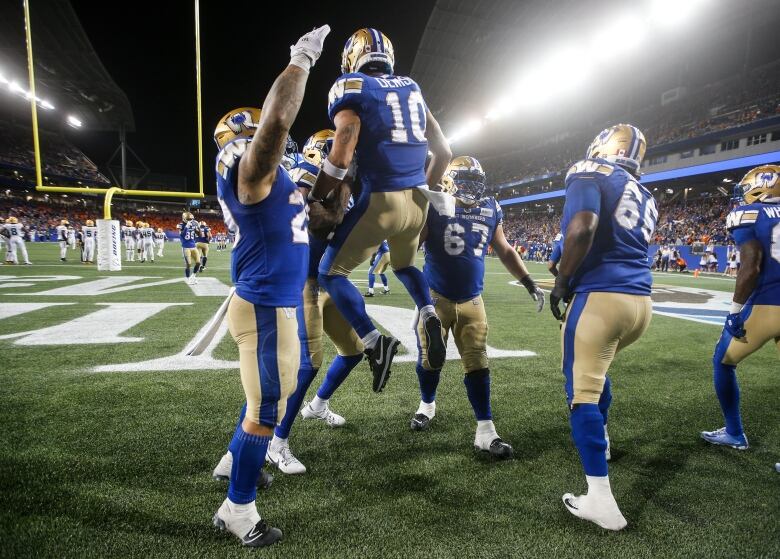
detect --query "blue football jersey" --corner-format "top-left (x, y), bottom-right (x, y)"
top-left (327, 72), bottom-right (428, 193)
top-left (550, 233), bottom-right (563, 264)
top-left (377, 240), bottom-right (389, 255)
top-left (424, 198), bottom-right (503, 302)
top-left (216, 138), bottom-right (309, 307)
top-left (561, 158), bottom-right (658, 295)
top-left (196, 225), bottom-right (211, 244)
top-left (727, 202), bottom-right (780, 306)
top-left (290, 160), bottom-right (328, 279)
top-left (179, 221), bottom-right (198, 248)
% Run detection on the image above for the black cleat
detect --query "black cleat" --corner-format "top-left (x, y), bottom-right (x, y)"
top-left (365, 335), bottom-right (400, 393)
top-left (410, 413), bottom-right (432, 431)
top-left (423, 314), bottom-right (446, 370)
top-left (213, 515), bottom-right (283, 548)
top-left (482, 438), bottom-right (513, 460)
top-left (364, 290), bottom-right (374, 297)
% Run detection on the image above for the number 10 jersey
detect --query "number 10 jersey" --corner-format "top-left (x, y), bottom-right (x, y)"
top-left (561, 158), bottom-right (658, 295)
top-left (424, 197), bottom-right (503, 303)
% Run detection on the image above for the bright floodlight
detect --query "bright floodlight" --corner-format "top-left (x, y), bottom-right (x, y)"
top-left (448, 118), bottom-right (483, 144)
top-left (485, 97), bottom-right (512, 121)
top-left (0, 72), bottom-right (7, 85)
top-left (40, 100), bottom-right (55, 110)
top-left (67, 115), bottom-right (83, 128)
top-left (9, 81), bottom-right (25, 94)
top-left (650, 0), bottom-right (705, 27)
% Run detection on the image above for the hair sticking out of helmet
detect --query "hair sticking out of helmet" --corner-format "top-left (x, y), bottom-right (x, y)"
top-left (736, 164), bottom-right (780, 205)
top-left (586, 124), bottom-right (646, 175)
top-left (446, 156), bottom-right (486, 204)
top-left (341, 28), bottom-right (395, 75)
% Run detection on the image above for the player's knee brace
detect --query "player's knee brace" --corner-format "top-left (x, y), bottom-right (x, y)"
top-left (570, 404), bottom-right (609, 477)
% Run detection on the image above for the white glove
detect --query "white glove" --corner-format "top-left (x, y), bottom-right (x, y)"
top-left (289, 25), bottom-right (331, 72)
top-left (530, 286), bottom-right (545, 313)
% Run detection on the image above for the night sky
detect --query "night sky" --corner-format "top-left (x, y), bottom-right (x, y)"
top-left (68, 1), bottom-right (436, 194)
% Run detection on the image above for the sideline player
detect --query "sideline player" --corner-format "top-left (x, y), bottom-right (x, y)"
top-left (701, 165), bottom-right (780, 454)
top-left (364, 240), bottom-right (390, 296)
top-left (67, 223), bottom-right (76, 251)
top-left (548, 231), bottom-right (563, 277)
top-left (264, 128), bottom-right (364, 474)
top-left (56, 219), bottom-right (69, 261)
top-left (122, 219), bottom-right (136, 261)
top-left (140, 222), bottom-right (155, 263)
top-left (81, 219), bottom-right (98, 264)
top-left (209, 25), bottom-right (329, 548)
top-left (411, 156), bottom-right (544, 458)
top-left (179, 213), bottom-right (201, 284)
top-left (549, 124), bottom-right (657, 531)
top-left (2, 217), bottom-right (31, 265)
top-left (196, 220), bottom-right (212, 271)
top-left (310, 28), bottom-right (452, 393)
top-left (154, 227), bottom-right (166, 257)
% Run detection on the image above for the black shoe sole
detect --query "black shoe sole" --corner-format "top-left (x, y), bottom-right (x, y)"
top-left (371, 338), bottom-right (400, 393)
top-left (410, 414), bottom-right (431, 431)
top-left (213, 516), bottom-right (283, 547)
top-left (424, 316), bottom-right (446, 369)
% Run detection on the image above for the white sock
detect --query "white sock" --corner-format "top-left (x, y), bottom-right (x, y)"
top-left (270, 435), bottom-right (287, 449)
top-left (420, 304), bottom-right (436, 321)
top-left (382, 286), bottom-right (389, 292)
top-left (367, 287), bottom-right (374, 294)
top-left (361, 329), bottom-right (380, 350)
top-left (585, 475), bottom-right (613, 499)
top-left (309, 395), bottom-right (327, 412)
top-left (227, 498), bottom-right (256, 516)
top-left (416, 400), bottom-right (436, 418)
top-left (476, 419), bottom-right (498, 440)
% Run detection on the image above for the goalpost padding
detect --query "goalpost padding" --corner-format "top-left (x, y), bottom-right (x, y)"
top-left (97, 219), bottom-right (122, 271)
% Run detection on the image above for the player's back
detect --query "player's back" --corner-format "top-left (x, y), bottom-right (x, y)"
top-left (424, 197), bottom-right (502, 302)
top-left (563, 159), bottom-right (658, 295)
top-left (727, 203), bottom-right (780, 305)
top-left (216, 138), bottom-right (308, 306)
top-left (83, 226), bottom-right (97, 239)
top-left (328, 72), bottom-right (427, 193)
top-left (5, 223), bottom-right (22, 237)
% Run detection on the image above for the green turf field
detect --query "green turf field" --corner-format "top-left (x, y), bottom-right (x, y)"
top-left (1, 243), bottom-right (778, 558)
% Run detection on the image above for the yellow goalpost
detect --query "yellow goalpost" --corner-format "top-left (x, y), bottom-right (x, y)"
top-left (22, 0), bottom-right (206, 220)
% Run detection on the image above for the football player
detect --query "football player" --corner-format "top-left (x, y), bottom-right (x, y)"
top-left (154, 227), bottom-right (166, 257)
top-left (56, 219), bottom-right (69, 261)
top-left (179, 213), bottom-right (201, 283)
top-left (309, 28), bottom-right (451, 393)
top-left (208, 25), bottom-right (328, 548)
top-left (2, 216), bottom-right (32, 264)
top-left (67, 224), bottom-right (76, 251)
top-left (364, 240), bottom-right (390, 296)
top-left (140, 222), bottom-right (155, 263)
top-left (260, 128), bottom-right (364, 474)
top-left (701, 165), bottom-right (780, 454)
top-left (81, 219), bottom-right (98, 264)
top-left (410, 156), bottom-right (544, 458)
top-left (134, 220), bottom-right (145, 261)
top-left (548, 231), bottom-right (563, 277)
top-left (196, 220), bottom-right (212, 271)
top-left (122, 219), bottom-right (135, 261)
top-left (550, 124), bottom-right (657, 531)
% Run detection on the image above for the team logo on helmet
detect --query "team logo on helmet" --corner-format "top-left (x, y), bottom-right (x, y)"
top-left (586, 124), bottom-right (646, 174)
top-left (736, 164), bottom-right (780, 205)
top-left (446, 156), bottom-right (486, 204)
top-left (303, 129), bottom-right (335, 168)
top-left (213, 107), bottom-right (262, 149)
top-left (341, 28), bottom-right (395, 75)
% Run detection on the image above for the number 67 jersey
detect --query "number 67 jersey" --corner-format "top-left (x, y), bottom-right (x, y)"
top-left (216, 137), bottom-right (309, 307)
top-left (424, 197), bottom-right (503, 302)
top-left (562, 158), bottom-right (658, 295)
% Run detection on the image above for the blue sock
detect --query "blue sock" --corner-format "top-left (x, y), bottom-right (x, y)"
top-left (274, 366), bottom-right (318, 439)
top-left (713, 360), bottom-right (743, 436)
top-left (599, 376), bottom-right (612, 425)
top-left (392, 266), bottom-right (433, 308)
top-left (464, 368), bottom-right (492, 421)
top-left (570, 404), bottom-right (608, 477)
top-left (368, 273), bottom-right (376, 289)
top-left (380, 274), bottom-right (388, 287)
top-left (318, 273), bottom-right (376, 338)
top-left (416, 363), bottom-right (441, 403)
top-left (185, 267), bottom-right (191, 278)
top-left (227, 426), bottom-right (271, 504)
top-left (317, 354), bottom-right (363, 400)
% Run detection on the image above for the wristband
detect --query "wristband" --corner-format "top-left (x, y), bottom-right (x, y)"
top-left (322, 158), bottom-right (348, 180)
top-left (289, 54), bottom-right (312, 72)
top-left (519, 275), bottom-right (536, 292)
top-left (730, 302), bottom-right (744, 314)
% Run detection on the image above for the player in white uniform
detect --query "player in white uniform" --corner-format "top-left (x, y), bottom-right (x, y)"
top-left (3, 217), bottom-right (31, 265)
top-left (67, 226), bottom-right (76, 250)
top-left (81, 220), bottom-right (98, 263)
top-left (122, 220), bottom-right (136, 261)
top-left (154, 227), bottom-right (166, 257)
top-left (141, 222), bottom-right (156, 262)
top-left (56, 219), bottom-right (69, 261)
top-left (134, 221), bottom-right (145, 262)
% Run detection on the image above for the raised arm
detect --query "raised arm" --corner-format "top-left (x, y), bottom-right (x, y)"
top-left (237, 25), bottom-right (330, 205)
top-left (425, 108), bottom-right (452, 188)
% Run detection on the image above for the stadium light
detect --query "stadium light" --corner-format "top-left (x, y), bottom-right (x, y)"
top-left (9, 81), bottom-right (24, 94)
top-left (40, 100), bottom-right (54, 110)
top-left (67, 115), bottom-right (82, 128)
top-left (0, 72), bottom-right (7, 85)
top-left (649, 0), bottom-right (707, 27)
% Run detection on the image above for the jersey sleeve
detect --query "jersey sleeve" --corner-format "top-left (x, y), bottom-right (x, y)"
top-left (289, 162), bottom-right (319, 189)
top-left (494, 200), bottom-right (504, 226)
top-left (327, 73), bottom-right (366, 122)
top-left (726, 205), bottom-right (761, 246)
top-left (564, 173), bottom-right (602, 218)
top-left (550, 242), bottom-right (562, 263)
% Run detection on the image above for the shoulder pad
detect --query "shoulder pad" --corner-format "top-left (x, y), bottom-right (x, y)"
top-left (566, 159), bottom-right (616, 182)
top-left (726, 205), bottom-right (760, 230)
top-left (328, 74), bottom-right (365, 107)
top-left (289, 166), bottom-right (317, 188)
